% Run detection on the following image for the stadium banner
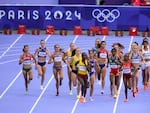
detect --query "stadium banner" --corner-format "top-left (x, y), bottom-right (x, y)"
top-left (0, 6), bottom-right (149, 30)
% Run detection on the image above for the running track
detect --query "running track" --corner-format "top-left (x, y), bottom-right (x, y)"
top-left (0, 34), bottom-right (149, 113)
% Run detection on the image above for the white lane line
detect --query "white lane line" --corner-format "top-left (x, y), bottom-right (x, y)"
top-left (0, 34), bottom-right (23, 59)
top-left (29, 74), bottom-right (54, 113)
top-left (71, 35), bottom-right (106, 113)
top-left (72, 35), bottom-right (79, 43)
top-left (102, 35), bottom-right (106, 41)
top-left (45, 35), bottom-right (51, 41)
top-left (71, 99), bottom-right (79, 113)
top-left (112, 36), bottom-right (134, 113)
top-left (0, 70), bottom-right (22, 99)
top-left (29, 64), bottom-right (67, 113)
top-left (0, 59), bottom-right (18, 65)
top-left (29, 35), bottom-right (79, 113)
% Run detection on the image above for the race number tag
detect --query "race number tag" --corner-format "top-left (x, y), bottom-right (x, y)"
top-left (54, 56), bottom-right (62, 62)
top-left (123, 68), bottom-right (131, 74)
top-left (99, 53), bottom-right (107, 58)
top-left (38, 52), bottom-right (46, 57)
top-left (79, 66), bottom-right (86, 71)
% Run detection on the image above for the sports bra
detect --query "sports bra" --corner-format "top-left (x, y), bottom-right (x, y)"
top-left (97, 49), bottom-right (107, 59)
top-left (122, 61), bottom-right (131, 74)
top-left (53, 53), bottom-right (62, 62)
top-left (142, 45), bottom-right (150, 59)
top-left (109, 56), bottom-right (119, 68)
top-left (131, 53), bottom-right (141, 64)
top-left (38, 47), bottom-right (47, 57)
top-left (23, 53), bottom-right (32, 65)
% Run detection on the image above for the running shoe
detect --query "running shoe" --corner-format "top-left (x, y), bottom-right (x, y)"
top-left (79, 96), bottom-right (86, 103)
top-left (124, 98), bottom-right (128, 102)
top-left (101, 90), bottom-right (104, 94)
top-left (40, 85), bottom-right (44, 90)
top-left (56, 91), bottom-right (59, 96)
top-left (133, 92), bottom-right (136, 98)
top-left (76, 95), bottom-right (80, 99)
top-left (25, 89), bottom-right (28, 95)
top-left (69, 90), bottom-right (73, 95)
top-left (89, 97), bottom-right (94, 101)
top-left (143, 85), bottom-right (147, 91)
top-left (113, 94), bottom-right (117, 99)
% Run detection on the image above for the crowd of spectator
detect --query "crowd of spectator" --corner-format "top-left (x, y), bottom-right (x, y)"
top-left (97, 0), bottom-right (150, 6)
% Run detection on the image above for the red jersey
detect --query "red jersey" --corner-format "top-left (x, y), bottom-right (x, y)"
top-left (122, 61), bottom-right (131, 74)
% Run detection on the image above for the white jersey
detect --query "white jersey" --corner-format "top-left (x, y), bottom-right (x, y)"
top-left (142, 45), bottom-right (150, 60)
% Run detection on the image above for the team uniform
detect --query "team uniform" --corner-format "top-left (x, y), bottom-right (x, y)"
top-left (122, 60), bottom-right (132, 102)
top-left (109, 55), bottom-right (120, 76)
top-left (22, 53), bottom-right (32, 72)
top-left (109, 54), bottom-right (120, 98)
top-left (130, 53), bottom-right (141, 97)
top-left (77, 58), bottom-right (89, 103)
top-left (97, 48), bottom-right (108, 94)
top-left (142, 45), bottom-right (150, 67)
top-left (142, 45), bottom-right (150, 89)
top-left (37, 47), bottom-right (47, 67)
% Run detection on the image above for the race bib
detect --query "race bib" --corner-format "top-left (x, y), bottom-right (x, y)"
top-left (67, 56), bottom-right (72, 61)
top-left (79, 66), bottom-right (86, 71)
top-left (38, 52), bottom-right (46, 57)
top-left (110, 64), bottom-right (118, 68)
top-left (99, 53), bottom-right (107, 58)
top-left (143, 53), bottom-right (150, 59)
top-left (123, 68), bottom-right (131, 74)
top-left (23, 60), bottom-right (31, 65)
top-left (54, 56), bottom-right (62, 62)
top-left (131, 59), bottom-right (140, 64)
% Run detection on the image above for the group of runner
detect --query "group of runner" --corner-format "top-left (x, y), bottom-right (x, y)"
top-left (19, 38), bottom-right (150, 103)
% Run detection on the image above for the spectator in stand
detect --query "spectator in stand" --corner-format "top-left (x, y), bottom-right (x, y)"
top-left (131, 0), bottom-right (150, 6)
top-left (131, 0), bottom-right (141, 6)
top-left (96, 0), bottom-right (105, 5)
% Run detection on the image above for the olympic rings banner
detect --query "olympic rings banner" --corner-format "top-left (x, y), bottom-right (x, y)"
top-left (0, 5), bottom-right (150, 30)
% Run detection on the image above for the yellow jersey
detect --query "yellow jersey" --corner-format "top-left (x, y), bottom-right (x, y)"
top-left (72, 55), bottom-right (82, 70)
top-left (78, 59), bottom-right (88, 75)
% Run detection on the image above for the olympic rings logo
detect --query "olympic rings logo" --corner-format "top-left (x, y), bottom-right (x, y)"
top-left (92, 9), bottom-right (120, 23)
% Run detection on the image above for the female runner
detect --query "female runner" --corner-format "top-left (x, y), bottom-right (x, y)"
top-left (34, 39), bottom-right (51, 90)
top-left (129, 42), bottom-right (144, 97)
top-left (19, 45), bottom-right (36, 94)
top-left (92, 38), bottom-right (101, 84)
top-left (88, 50), bottom-right (99, 101)
top-left (48, 44), bottom-right (67, 96)
top-left (141, 38), bottom-right (150, 90)
top-left (77, 52), bottom-right (90, 103)
top-left (122, 54), bottom-right (132, 102)
top-left (112, 43), bottom-right (124, 90)
top-left (109, 48), bottom-right (122, 98)
top-left (96, 41), bottom-right (109, 94)
top-left (66, 43), bottom-right (76, 95)
top-left (70, 48), bottom-right (82, 98)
